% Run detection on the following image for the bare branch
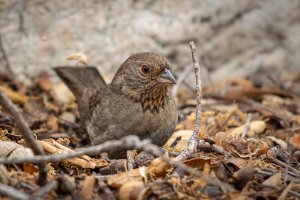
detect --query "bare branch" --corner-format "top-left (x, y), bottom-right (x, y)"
top-left (175, 41), bottom-right (202, 161)
top-left (0, 136), bottom-right (154, 164)
top-left (0, 135), bottom-right (204, 178)
top-left (33, 180), bottom-right (58, 198)
top-left (0, 92), bottom-right (47, 185)
top-left (0, 183), bottom-right (30, 200)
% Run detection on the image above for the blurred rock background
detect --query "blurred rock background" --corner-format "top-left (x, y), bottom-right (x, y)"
top-left (0, 0), bottom-right (299, 90)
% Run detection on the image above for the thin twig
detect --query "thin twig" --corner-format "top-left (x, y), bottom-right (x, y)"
top-left (266, 156), bottom-right (300, 174)
top-left (278, 182), bottom-right (293, 200)
top-left (0, 92), bottom-right (47, 185)
top-left (241, 113), bottom-right (252, 138)
top-left (0, 34), bottom-right (14, 77)
top-left (175, 41), bottom-right (202, 161)
top-left (0, 135), bottom-right (204, 178)
top-left (0, 136), bottom-right (153, 164)
top-left (0, 183), bottom-right (30, 200)
top-left (33, 180), bottom-right (58, 198)
top-left (97, 179), bottom-right (116, 200)
top-left (259, 184), bottom-right (300, 199)
top-left (172, 64), bottom-right (193, 96)
top-left (283, 150), bottom-right (293, 185)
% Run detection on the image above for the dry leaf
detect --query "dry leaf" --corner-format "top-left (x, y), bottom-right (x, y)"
top-left (47, 114), bottom-right (58, 131)
top-left (217, 136), bottom-right (269, 158)
top-left (230, 121), bottom-right (266, 137)
top-left (107, 169), bottom-right (143, 189)
top-left (147, 157), bottom-right (172, 178)
top-left (262, 172), bottom-right (282, 187)
top-left (80, 175), bottom-right (95, 200)
top-left (184, 156), bottom-right (212, 170)
top-left (118, 180), bottom-right (145, 200)
top-left (289, 134), bottom-right (300, 150)
top-left (227, 157), bottom-right (247, 169)
top-left (67, 52), bottom-right (88, 65)
top-left (0, 85), bottom-right (28, 105)
top-left (37, 72), bottom-right (53, 91)
top-left (266, 136), bottom-right (287, 150)
top-left (214, 132), bottom-right (227, 146)
top-left (23, 163), bottom-right (38, 174)
top-left (164, 130), bottom-right (193, 151)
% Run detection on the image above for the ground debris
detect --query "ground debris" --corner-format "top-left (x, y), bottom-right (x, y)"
top-left (0, 74), bottom-right (299, 199)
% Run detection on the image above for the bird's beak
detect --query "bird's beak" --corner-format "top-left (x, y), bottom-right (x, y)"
top-left (157, 69), bottom-right (177, 84)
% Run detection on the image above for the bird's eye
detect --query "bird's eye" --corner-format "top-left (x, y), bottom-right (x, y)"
top-left (141, 65), bottom-right (150, 74)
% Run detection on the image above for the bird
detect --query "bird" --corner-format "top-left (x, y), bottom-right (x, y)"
top-left (54, 52), bottom-right (177, 158)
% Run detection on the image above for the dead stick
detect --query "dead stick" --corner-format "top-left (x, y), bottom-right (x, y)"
top-left (241, 113), bottom-right (252, 138)
top-left (0, 135), bottom-right (204, 178)
top-left (0, 136), bottom-right (153, 164)
top-left (33, 180), bottom-right (58, 198)
top-left (175, 41), bottom-right (202, 161)
top-left (0, 92), bottom-right (47, 185)
top-left (0, 183), bottom-right (30, 200)
top-left (266, 156), bottom-right (300, 174)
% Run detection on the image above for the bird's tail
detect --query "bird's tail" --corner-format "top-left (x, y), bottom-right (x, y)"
top-left (54, 66), bottom-right (106, 99)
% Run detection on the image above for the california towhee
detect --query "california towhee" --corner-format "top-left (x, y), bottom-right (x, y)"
top-left (55, 52), bottom-right (177, 158)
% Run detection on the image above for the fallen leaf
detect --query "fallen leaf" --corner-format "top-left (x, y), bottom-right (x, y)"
top-left (262, 172), bottom-right (282, 187)
top-left (0, 85), bottom-right (28, 105)
top-left (23, 163), bottom-right (38, 174)
top-left (266, 136), bottom-right (287, 150)
top-left (107, 169), bottom-right (143, 189)
top-left (164, 130), bottom-right (193, 151)
top-left (219, 136), bottom-right (269, 158)
top-left (289, 133), bottom-right (300, 150)
top-left (230, 121), bottom-right (266, 137)
top-left (80, 175), bottom-right (95, 200)
top-left (37, 71), bottom-right (53, 91)
top-left (118, 180), bottom-right (145, 200)
top-left (147, 157), bottom-right (172, 178)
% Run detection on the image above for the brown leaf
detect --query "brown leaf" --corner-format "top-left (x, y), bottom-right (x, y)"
top-left (80, 175), bottom-right (95, 200)
top-left (164, 130), bottom-right (193, 151)
top-left (107, 169), bottom-right (143, 189)
top-left (147, 157), bottom-right (172, 178)
top-left (0, 85), bottom-right (28, 105)
top-left (184, 156), bottom-right (211, 170)
top-left (23, 163), bottom-right (38, 174)
top-left (229, 121), bottom-right (266, 137)
top-left (118, 180), bottom-right (145, 200)
top-left (289, 133), bottom-right (300, 150)
top-left (262, 172), bottom-right (282, 187)
top-left (37, 72), bottom-right (53, 91)
top-left (47, 114), bottom-right (58, 131)
top-left (219, 136), bottom-right (269, 158)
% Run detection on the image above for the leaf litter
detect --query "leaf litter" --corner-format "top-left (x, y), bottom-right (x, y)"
top-left (0, 72), bottom-right (299, 199)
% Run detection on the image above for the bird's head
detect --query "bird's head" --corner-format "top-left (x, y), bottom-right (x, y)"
top-left (111, 52), bottom-right (176, 112)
